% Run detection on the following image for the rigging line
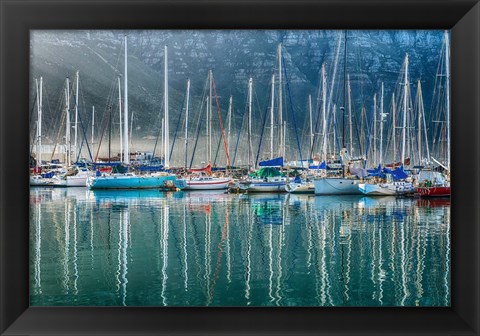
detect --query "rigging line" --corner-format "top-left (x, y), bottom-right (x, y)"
top-left (332, 107), bottom-right (341, 157)
top-left (152, 100), bottom-right (164, 160)
top-left (74, 106), bottom-right (94, 163)
top-left (364, 100), bottom-right (375, 161)
top-left (188, 75), bottom-right (209, 168)
top-left (213, 132), bottom-right (222, 167)
top-left (255, 82), bottom-right (272, 168)
top-left (212, 76), bottom-right (231, 167)
top-left (95, 37), bottom-right (126, 161)
top-left (94, 82), bottom-right (117, 162)
top-left (41, 81), bottom-right (59, 145)
top-left (282, 52), bottom-right (303, 163)
top-left (310, 68), bottom-right (324, 159)
top-left (169, 88), bottom-right (187, 162)
top-left (188, 103), bottom-right (204, 169)
top-left (232, 94), bottom-right (249, 167)
top-left (50, 90), bottom-right (68, 161)
top-left (29, 90), bottom-right (39, 156)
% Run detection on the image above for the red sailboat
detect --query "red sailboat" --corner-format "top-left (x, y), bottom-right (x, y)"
top-left (415, 170), bottom-right (450, 197)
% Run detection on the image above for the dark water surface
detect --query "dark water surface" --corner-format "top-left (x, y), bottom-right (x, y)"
top-left (30, 187), bottom-right (450, 306)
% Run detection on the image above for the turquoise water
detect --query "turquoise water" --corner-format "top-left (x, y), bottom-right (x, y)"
top-left (30, 187), bottom-right (450, 307)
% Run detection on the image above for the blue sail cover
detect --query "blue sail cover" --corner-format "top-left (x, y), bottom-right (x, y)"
top-left (367, 164), bottom-right (382, 175)
top-left (259, 157), bottom-right (284, 167)
top-left (309, 161), bottom-right (326, 170)
top-left (135, 165), bottom-right (164, 172)
top-left (384, 166), bottom-right (408, 181)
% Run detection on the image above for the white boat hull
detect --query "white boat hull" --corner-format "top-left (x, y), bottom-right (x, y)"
top-left (358, 182), bottom-right (414, 196)
top-left (176, 177), bottom-right (231, 190)
top-left (30, 176), bottom-right (54, 186)
top-left (245, 178), bottom-right (286, 192)
top-left (285, 182), bottom-right (314, 194)
top-left (51, 175), bottom-right (89, 187)
top-left (314, 178), bottom-right (361, 195)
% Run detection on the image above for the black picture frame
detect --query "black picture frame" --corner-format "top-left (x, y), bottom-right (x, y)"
top-left (1, 0), bottom-right (479, 335)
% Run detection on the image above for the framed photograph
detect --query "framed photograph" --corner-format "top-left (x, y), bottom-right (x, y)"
top-left (1, 0), bottom-right (479, 335)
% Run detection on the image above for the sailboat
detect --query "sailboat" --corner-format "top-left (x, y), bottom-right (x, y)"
top-left (87, 37), bottom-right (176, 190)
top-left (239, 70), bottom-right (286, 193)
top-left (358, 169), bottom-right (414, 196)
top-left (242, 43), bottom-right (309, 193)
top-left (30, 77), bottom-right (60, 186)
top-left (175, 163), bottom-right (232, 190)
top-left (415, 31), bottom-right (451, 198)
top-left (51, 72), bottom-right (95, 187)
top-left (314, 32), bottom-right (361, 196)
top-left (285, 177), bottom-right (315, 194)
top-left (174, 74), bottom-right (232, 191)
top-left (359, 53), bottom-right (415, 196)
top-left (286, 95), bottom-right (315, 194)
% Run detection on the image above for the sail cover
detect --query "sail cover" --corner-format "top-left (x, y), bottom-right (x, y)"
top-left (309, 161), bottom-right (326, 170)
top-left (384, 166), bottom-right (408, 180)
top-left (250, 167), bottom-right (283, 178)
top-left (259, 157), bottom-right (284, 167)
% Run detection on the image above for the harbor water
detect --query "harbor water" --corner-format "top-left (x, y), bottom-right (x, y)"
top-left (30, 187), bottom-right (450, 307)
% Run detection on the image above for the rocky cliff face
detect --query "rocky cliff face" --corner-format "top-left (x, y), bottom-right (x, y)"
top-left (30, 30), bottom-right (446, 161)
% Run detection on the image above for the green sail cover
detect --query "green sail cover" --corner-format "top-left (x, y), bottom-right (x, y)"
top-left (249, 167), bottom-right (284, 178)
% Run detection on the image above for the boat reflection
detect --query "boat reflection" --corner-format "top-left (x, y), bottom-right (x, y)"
top-left (30, 187), bottom-right (450, 307)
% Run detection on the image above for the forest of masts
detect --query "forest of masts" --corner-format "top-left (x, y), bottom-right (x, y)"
top-left (31, 31), bottom-right (450, 172)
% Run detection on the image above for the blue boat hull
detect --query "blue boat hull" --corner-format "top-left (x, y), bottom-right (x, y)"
top-left (87, 174), bottom-right (176, 189)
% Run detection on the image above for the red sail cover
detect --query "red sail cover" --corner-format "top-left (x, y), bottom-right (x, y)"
top-left (189, 163), bottom-right (212, 175)
top-left (385, 158), bottom-right (410, 168)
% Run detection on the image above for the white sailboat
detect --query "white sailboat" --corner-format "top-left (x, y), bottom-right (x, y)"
top-left (358, 180), bottom-right (414, 196)
top-left (358, 54), bottom-right (414, 196)
top-left (314, 32), bottom-right (361, 195)
top-left (30, 77), bottom-right (56, 186)
top-left (175, 164), bottom-right (232, 190)
top-left (241, 70), bottom-right (286, 193)
top-left (175, 74), bottom-right (232, 191)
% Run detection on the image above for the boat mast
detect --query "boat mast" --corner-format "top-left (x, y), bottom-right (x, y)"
top-left (164, 45), bottom-right (169, 168)
top-left (208, 69), bottom-right (213, 164)
top-left (392, 92), bottom-right (396, 163)
top-left (118, 75), bottom-right (123, 162)
top-left (65, 77), bottom-right (71, 166)
top-left (342, 30), bottom-right (347, 177)
top-left (347, 74), bottom-right (353, 156)
top-left (74, 71), bottom-right (79, 162)
top-left (445, 30), bottom-right (450, 171)
top-left (161, 117), bottom-right (164, 163)
top-left (36, 77), bottom-right (43, 167)
top-left (270, 73), bottom-right (275, 159)
top-left (123, 35), bottom-right (129, 165)
top-left (227, 95), bottom-right (232, 161)
top-left (248, 77), bottom-right (253, 169)
top-left (416, 80), bottom-right (422, 164)
top-left (91, 106), bottom-right (95, 154)
top-left (308, 94), bottom-right (313, 159)
top-left (342, 30), bottom-right (347, 152)
top-left (373, 93), bottom-right (377, 166)
top-left (332, 104), bottom-right (337, 157)
top-left (401, 53), bottom-right (408, 165)
top-left (379, 82), bottom-right (384, 165)
top-left (185, 79), bottom-right (191, 169)
top-left (321, 63), bottom-right (327, 166)
top-left (277, 44), bottom-right (283, 158)
top-left (418, 80), bottom-right (430, 163)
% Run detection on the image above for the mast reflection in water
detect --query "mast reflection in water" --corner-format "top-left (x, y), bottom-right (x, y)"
top-left (30, 188), bottom-right (450, 306)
